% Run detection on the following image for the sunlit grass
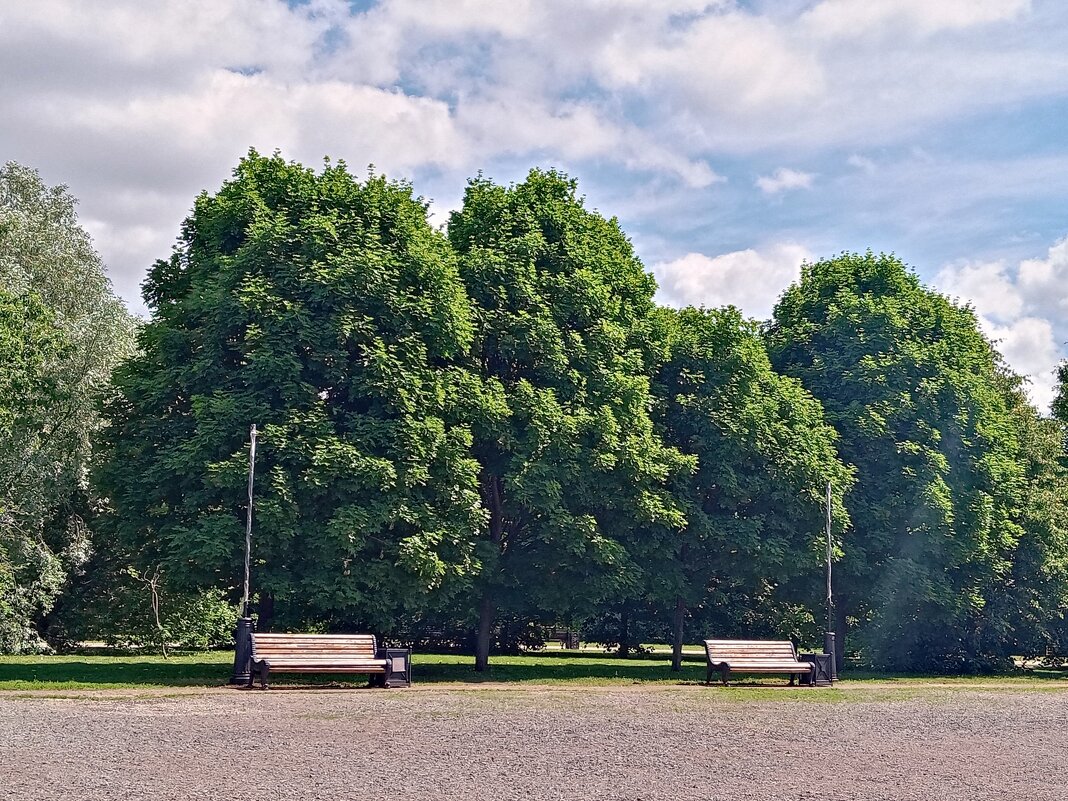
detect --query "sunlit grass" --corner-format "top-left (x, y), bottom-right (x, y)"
top-left (1, 648), bottom-right (1065, 692)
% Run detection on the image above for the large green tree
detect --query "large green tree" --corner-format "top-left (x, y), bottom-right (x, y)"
top-left (0, 290), bottom-right (71, 651)
top-left (0, 163), bottom-right (136, 652)
top-left (765, 252), bottom-right (1034, 670)
top-left (979, 375), bottom-right (1068, 659)
top-left (652, 306), bottom-right (853, 669)
top-left (448, 170), bottom-right (691, 670)
top-left (97, 152), bottom-right (483, 632)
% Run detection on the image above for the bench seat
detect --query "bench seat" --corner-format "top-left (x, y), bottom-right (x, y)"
top-left (249, 633), bottom-right (398, 689)
top-left (704, 639), bottom-right (814, 686)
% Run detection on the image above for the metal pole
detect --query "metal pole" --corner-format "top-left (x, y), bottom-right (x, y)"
top-left (231, 424), bottom-right (257, 685)
top-left (242, 424), bottom-right (257, 617)
top-left (824, 480), bottom-right (837, 681)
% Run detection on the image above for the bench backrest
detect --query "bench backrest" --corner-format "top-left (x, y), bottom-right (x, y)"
top-left (251, 633), bottom-right (378, 660)
top-left (704, 639), bottom-right (799, 664)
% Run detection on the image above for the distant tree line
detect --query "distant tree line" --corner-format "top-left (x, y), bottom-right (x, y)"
top-left (2, 152), bottom-right (1067, 672)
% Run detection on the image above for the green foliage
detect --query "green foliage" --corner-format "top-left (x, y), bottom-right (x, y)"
top-left (0, 290), bottom-right (72, 652)
top-left (1054, 362), bottom-right (1068, 433)
top-left (447, 169), bottom-right (691, 666)
top-left (0, 163), bottom-right (136, 654)
top-left (654, 306), bottom-right (852, 608)
top-left (765, 251), bottom-right (1063, 671)
top-left (97, 152), bottom-right (483, 631)
top-left (982, 378), bottom-right (1068, 659)
top-left (55, 572), bottom-right (238, 653)
top-left (75, 158), bottom-right (1067, 675)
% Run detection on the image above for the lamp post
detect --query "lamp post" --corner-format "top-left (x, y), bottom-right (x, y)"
top-left (230, 424), bottom-right (257, 685)
top-left (824, 480), bottom-right (837, 681)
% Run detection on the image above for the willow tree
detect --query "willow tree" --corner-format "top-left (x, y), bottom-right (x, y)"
top-left (448, 170), bottom-right (691, 671)
top-left (0, 163), bottom-right (136, 652)
top-left (97, 152), bottom-right (483, 632)
top-left (765, 251), bottom-right (1035, 670)
top-left (0, 290), bottom-right (70, 651)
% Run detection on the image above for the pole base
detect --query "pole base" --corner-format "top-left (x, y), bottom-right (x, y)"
top-left (230, 617), bottom-right (254, 685)
top-left (823, 630), bottom-right (837, 682)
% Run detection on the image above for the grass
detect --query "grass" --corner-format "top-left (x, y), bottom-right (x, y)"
top-left (0, 651), bottom-right (233, 690)
top-left (1, 648), bottom-right (1067, 692)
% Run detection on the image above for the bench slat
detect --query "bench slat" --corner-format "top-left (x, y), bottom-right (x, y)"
top-left (256, 667), bottom-right (388, 673)
top-left (703, 638), bottom-right (814, 684)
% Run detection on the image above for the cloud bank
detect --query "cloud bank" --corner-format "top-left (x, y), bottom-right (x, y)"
top-left (1, 0), bottom-right (1065, 408)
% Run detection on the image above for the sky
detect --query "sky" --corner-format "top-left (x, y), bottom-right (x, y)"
top-left (2, 0), bottom-right (1067, 408)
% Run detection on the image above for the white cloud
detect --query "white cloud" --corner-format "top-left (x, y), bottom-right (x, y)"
top-left (755, 168), bottom-right (815, 195)
top-left (934, 240), bottom-right (1068, 412)
top-left (933, 260), bottom-right (1024, 322)
top-left (596, 12), bottom-right (826, 117)
top-left (1018, 237), bottom-right (1068, 320)
top-left (803, 0), bottom-right (1031, 38)
top-left (652, 244), bottom-right (813, 320)
top-left (847, 154), bottom-right (877, 174)
top-left (984, 317), bottom-right (1061, 410)
top-left (2, 0), bottom-right (1067, 336)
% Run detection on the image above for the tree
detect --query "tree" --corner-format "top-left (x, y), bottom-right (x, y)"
top-left (652, 306), bottom-right (853, 670)
top-left (1054, 362), bottom-right (1068, 433)
top-left (0, 290), bottom-right (70, 651)
top-left (765, 251), bottom-right (1032, 670)
top-left (96, 152), bottom-right (483, 633)
top-left (448, 169), bottom-right (691, 670)
top-left (0, 163), bottom-right (136, 653)
top-left (979, 375), bottom-right (1068, 660)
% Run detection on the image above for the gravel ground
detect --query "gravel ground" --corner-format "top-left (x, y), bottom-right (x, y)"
top-left (2, 683), bottom-right (1066, 800)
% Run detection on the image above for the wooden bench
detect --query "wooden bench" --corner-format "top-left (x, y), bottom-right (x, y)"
top-left (248, 633), bottom-right (407, 690)
top-left (704, 639), bottom-right (814, 686)
top-left (546, 627), bottom-right (581, 649)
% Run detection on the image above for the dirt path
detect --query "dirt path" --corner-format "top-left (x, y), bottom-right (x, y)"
top-left (2, 683), bottom-right (1066, 800)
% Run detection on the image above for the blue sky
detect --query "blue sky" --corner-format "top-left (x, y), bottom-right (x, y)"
top-left (2, 0), bottom-right (1066, 406)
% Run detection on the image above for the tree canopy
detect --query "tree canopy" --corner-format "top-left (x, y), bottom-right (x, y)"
top-left (766, 251), bottom-right (1066, 670)
top-left (6, 156), bottom-right (1067, 674)
top-left (0, 163), bottom-right (136, 652)
top-left (97, 152), bottom-right (484, 633)
top-left (448, 170), bottom-right (691, 669)
top-left (651, 306), bottom-right (853, 666)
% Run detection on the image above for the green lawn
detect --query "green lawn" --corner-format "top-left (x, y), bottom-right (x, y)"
top-left (1, 649), bottom-right (1065, 691)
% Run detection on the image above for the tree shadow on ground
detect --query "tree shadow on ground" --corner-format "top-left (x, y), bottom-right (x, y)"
top-left (415, 658), bottom-right (708, 684)
top-left (0, 650), bottom-right (713, 688)
top-left (0, 658), bottom-right (228, 687)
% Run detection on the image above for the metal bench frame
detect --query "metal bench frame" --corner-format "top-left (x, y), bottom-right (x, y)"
top-left (248, 633), bottom-right (410, 690)
top-left (704, 639), bottom-right (815, 687)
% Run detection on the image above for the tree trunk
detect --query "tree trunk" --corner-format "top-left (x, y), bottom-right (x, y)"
top-left (618, 603), bottom-right (630, 657)
top-left (474, 471), bottom-right (506, 673)
top-left (475, 594), bottom-right (494, 673)
top-left (834, 597), bottom-right (848, 674)
top-left (671, 597), bottom-right (685, 672)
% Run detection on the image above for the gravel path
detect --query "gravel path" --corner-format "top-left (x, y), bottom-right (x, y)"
top-left (2, 683), bottom-right (1066, 800)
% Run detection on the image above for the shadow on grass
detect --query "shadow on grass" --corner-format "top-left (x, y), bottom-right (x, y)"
top-left (7, 648), bottom-right (1055, 690)
top-left (0, 650), bottom-right (714, 689)
top-left (839, 668), bottom-right (1068, 682)
top-left (413, 657), bottom-right (709, 685)
top-left (0, 659), bottom-right (230, 688)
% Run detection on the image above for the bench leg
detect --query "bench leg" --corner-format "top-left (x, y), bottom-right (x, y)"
top-left (789, 673), bottom-right (796, 686)
top-left (719, 665), bottom-right (730, 687)
top-left (259, 664), bottom-right (270, 691)
top-left (706, 663), bottom-right (714, 685)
